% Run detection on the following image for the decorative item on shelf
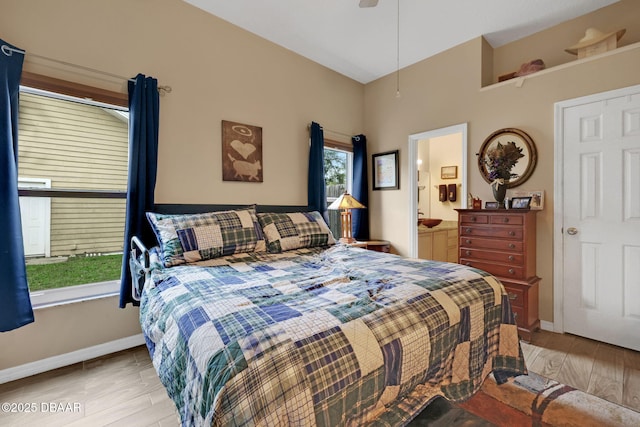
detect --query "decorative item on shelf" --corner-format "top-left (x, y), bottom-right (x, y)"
top-left (498, 59), bottom-right (546, 82)
top-left (565, 27), bottom-right (625, 59)
top-left (485, 201), bottom-right (500, 209)
top-left (438, 184), bottom-right (447, 202)
top-left (510, 190), bottom-right (545, 210)
top-left (483, 139), bottom-right (523, 207)
top-left (478, 128), bottom-right (537, 208)
top-left (510, 196), bottom-right (532, 209)
top-left (447, 184), bottom-right (457, 202)
top-left (472, 197), bottom-right (482, 210)
top-left (327, 191), bottom-right (366, 243)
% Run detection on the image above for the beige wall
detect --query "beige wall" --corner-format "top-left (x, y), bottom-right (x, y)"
top-left (2, 0), bottom-right (639, 372)
top-left (0, 0), bottom-right (363, 370)
top-left (426, 134), bottom-right (462, 221)
top-left (364, 0), bottom-right (640, 322)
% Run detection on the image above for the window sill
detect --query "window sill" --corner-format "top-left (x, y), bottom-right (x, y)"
top-left (30, 280), bottom-right (120, 310)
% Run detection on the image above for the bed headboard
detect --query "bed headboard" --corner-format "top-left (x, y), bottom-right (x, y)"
top-left (152, 203), bottom-right (310, 215)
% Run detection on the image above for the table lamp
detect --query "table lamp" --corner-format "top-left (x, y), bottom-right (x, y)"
top-left (327, 192), bottom-right (366, 243)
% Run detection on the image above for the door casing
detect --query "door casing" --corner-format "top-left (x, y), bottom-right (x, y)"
top-left (553, 83), bottom-right (640, 333)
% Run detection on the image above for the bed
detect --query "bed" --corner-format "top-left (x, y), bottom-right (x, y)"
top-left (132, 204), bottom-right (526, 426)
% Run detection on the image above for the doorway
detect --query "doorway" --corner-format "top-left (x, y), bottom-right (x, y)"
top-left (18, 177), bottom-right (51, 257)
top-left (408, 123), bottom-right (468, 258)
top-left (554, 84), bottom-right (640, 351)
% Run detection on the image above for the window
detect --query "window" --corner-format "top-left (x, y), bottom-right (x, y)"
top-left (324, 140), bottom-right (353, 238)
top-left (17, 72), bottom-right (128, 307)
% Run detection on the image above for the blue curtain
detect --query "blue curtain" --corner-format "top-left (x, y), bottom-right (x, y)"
top-left (119, 74), bottom-right (159, 308)
top-left (308, 122), bottom-right (327, 221)
top-left (0, 39), bottom-right (34, 332)
top-left (351, 134), bottom-right (369, 240)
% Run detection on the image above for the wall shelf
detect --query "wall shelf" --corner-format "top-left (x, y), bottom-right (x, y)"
top-left (481, 41), bottom-right (640, 91)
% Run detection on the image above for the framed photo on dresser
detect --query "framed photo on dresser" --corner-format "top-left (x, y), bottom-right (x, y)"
top-left (510, 196), bottom-right (532, 209)
top-left (510, 190), bottom-right (544, 210)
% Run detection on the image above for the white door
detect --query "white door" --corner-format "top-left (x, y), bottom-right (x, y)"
top-left (558, 85), bottom-right (640, 351)
top-left (18, 178), bottom-right (51, 257)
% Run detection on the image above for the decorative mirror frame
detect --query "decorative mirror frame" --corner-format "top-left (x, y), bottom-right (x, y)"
top-left (477, 127), bottom-right (537, 188)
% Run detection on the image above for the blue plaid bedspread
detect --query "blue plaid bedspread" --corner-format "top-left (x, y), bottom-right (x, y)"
top-left (140, 244), bottom-right (526, 426)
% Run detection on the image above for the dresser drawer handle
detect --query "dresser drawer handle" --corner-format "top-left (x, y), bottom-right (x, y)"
top-left (466, 250), bottom-right (471, 256)
top-left (508, 231), bottom-right (516, 236)
top-left (508, 292), bottom-right (517, 300)
top-left (465, 262), bottom-right (471, 267)
top-left (508, 255), bottom-right (515, 261)
top-left (466, 239), bottom-right (472, 244)
top-left (508, 268), bottom-right (516, 275)
top-left (471, 216), bottom-right (477, 222)
top-left (465, 228), bottom-right (472, 234)
top-left (508, 243), bottom-right (516, 249)
top-left (503, 217), bottom-right (510, 223)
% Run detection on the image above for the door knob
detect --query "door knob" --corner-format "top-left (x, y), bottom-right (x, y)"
top-left (567, 227), bottom-right (578, 235)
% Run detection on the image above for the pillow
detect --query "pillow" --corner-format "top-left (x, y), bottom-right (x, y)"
top-left (146, 207), bottom-right (266, 267)
top-left (257, 211), bottom-right (335, 253)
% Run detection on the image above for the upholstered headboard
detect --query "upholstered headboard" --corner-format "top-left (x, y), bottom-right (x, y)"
top-left (152, 203), bottom-right (310, 215)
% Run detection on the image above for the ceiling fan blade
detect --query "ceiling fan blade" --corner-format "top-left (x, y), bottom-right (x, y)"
top-left (359, 0), bottom-right (379, 8)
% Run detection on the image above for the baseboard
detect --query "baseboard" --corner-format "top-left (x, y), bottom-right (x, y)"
top-left (540, 320), bottom-right (554, 331)
top-left (0, 334), bottom-right (146, 385)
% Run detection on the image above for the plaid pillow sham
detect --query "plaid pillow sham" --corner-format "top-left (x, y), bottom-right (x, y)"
top-left (257, 211), bottom-right (335, 253)
top-left (146, 207), bottom-right (266, 267)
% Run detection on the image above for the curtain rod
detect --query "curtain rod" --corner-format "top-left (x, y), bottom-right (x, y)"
top-left (307, 123), bottom-right (354, 139)
top-left (1, 44), bottom-right (172, 94)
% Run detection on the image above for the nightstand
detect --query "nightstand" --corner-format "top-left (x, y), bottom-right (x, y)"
top-left (347, 241), bottom-right (368, 249)
top-left (363, 240), bottom-right (391, 253)
top-left (348, 240), bottom-right (390, 252)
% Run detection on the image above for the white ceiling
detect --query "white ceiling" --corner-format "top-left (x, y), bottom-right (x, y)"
top-left (184, 0), bottom-right (620, 84)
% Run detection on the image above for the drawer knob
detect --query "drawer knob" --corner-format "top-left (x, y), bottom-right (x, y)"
top-left (471, 216), bottom-right (477, 222)
top-left (466, 250), bottom-right (471, 256)
top-left (508, 231), bottom-right (516, 236)
top-left (508, 243), bottom-right (516, 249)
top-left (465, 262), bottom-right (471, 266)
top-left (503, 217), bottom-right (509, 223)
top-left (508, 268), bottom-right (515, 275)
top-left (465, 228), bottom-right (472, 233)
top-left (466, 239), bottom-right (472, 244)
top-left (508, 255), bottom-right (515, 261)
top-left (508, 292), bottom-right (517, 300)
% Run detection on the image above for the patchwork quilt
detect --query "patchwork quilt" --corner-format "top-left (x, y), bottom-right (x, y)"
top-left (140, 244), bottom-right (526, 426)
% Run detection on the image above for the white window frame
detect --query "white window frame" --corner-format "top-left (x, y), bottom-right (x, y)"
top-left (18, 80), bottom-right (128, 309)
top-left (324, 146), bottom-right (354, 205)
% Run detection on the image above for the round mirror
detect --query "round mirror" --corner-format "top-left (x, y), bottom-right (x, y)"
top-left (477, 128), bottom-right (537, 188)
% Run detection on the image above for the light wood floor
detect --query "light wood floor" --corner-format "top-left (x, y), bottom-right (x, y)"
top-left (1, 330), bottom-right (639, 426)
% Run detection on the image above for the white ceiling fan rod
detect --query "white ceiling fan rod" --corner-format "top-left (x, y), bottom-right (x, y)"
top-left (359, 0), bottom-right (379, 8)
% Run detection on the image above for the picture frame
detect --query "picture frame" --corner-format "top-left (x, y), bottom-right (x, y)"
top-left (510, 190), bottom-right (544, 210)
top-left (221, 120), bottom-right (263, 182)
top-left (510, 196), bottom-right (532, 209)
top-left (485, 201), bottom-right (500, 209)
top-left (477, 128), bottom-right (537, 189)
top-left (441, 165), bottom-right (457, 179)
top-left (372, 150), bottom-right (399, 190)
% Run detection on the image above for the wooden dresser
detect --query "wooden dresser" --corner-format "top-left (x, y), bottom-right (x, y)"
top-left (456, 209), bottom-right (540, 341)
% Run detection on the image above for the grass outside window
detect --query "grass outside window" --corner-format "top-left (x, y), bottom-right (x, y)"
top-left (26, 254), bottom-right (123, 292)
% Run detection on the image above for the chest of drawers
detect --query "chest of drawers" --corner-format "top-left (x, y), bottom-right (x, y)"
top-left (456, 209), bottom-right (540, 341)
